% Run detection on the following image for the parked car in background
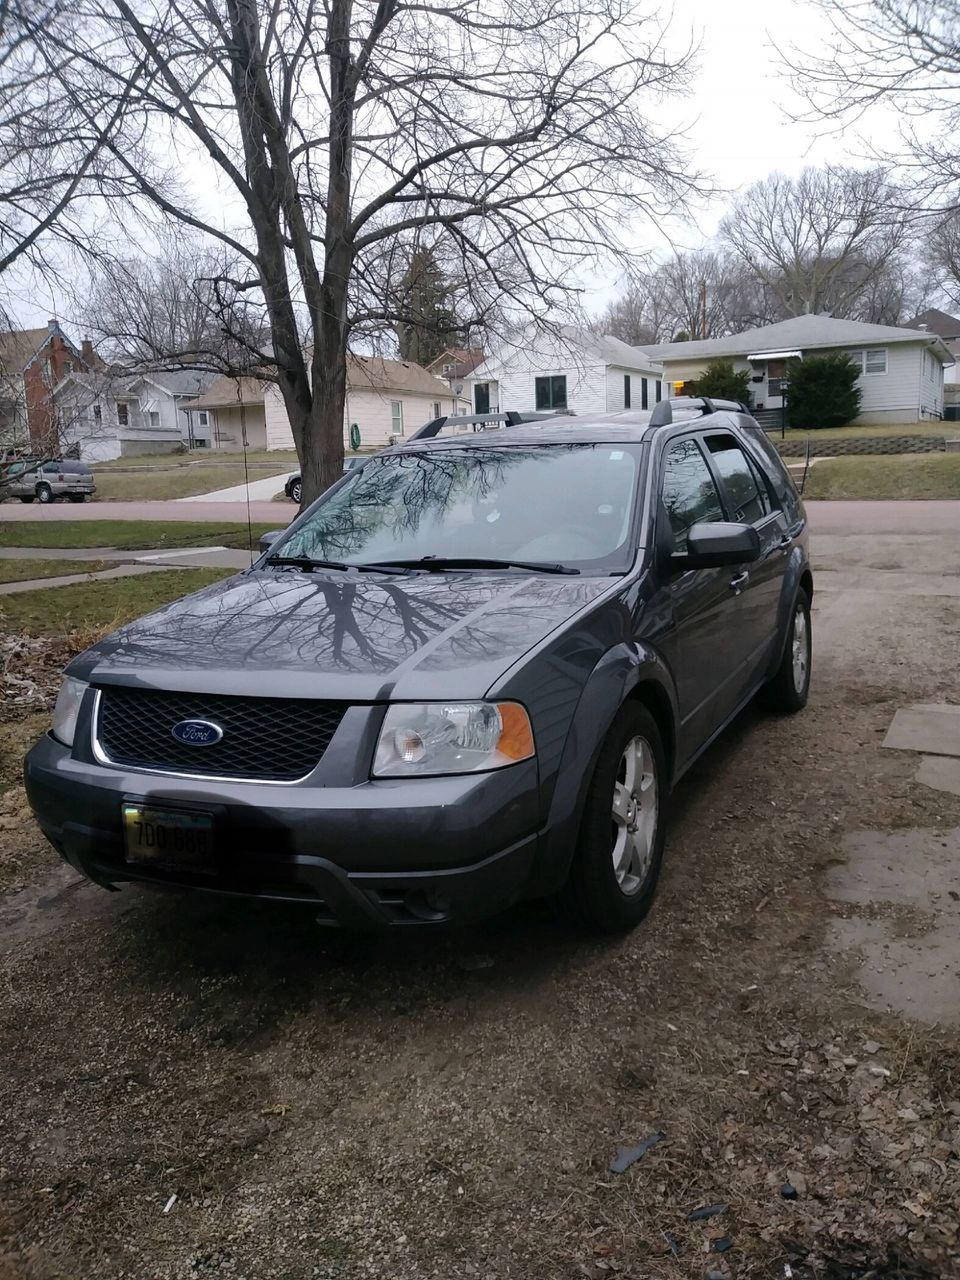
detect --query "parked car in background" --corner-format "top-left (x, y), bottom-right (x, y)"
top-left (25, 399), bottom-right (812, 934)
top-left (1, 458), bottom-right (96, 504)
top-left (284, 456), bottom-right (365, 504)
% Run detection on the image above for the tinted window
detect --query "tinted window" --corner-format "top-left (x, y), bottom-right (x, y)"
top-left (280, 444), bottom-right (641, 573)
top-left (705, 435), bottom-right (770, 524)
top-left (661, 438), bottom-right (724, 553)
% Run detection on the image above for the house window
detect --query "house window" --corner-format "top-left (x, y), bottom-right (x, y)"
top-left (655, 380), bottom-right (663, 403)
top-left (769, 378), bottom-right (787, 398)
top-left (623, 375), bottom-right (631, 409)
top-left (93, 405), bottom-right (102, 426)
top-left (474, 382), bottom-right (490, 414)
top-left (148, 410), bottom-right (161, 427)
top-left (442, 363), bottom-right (454, 376)
top-left (117, 402), bottom-right (129, 426)
top-left (433, 401), bottom-right (441, 419)
top-left (64, 360), bottom-right (73, 374)
top-left (391, 400), bottom-right (404, 434)
top-left (198, 411), bottom-right (209, 427)
top-left (641, 378), bottom-right (649, 410)
top-left (846, 351), bottom-right (864, 374)
top-left (534, 375), bottom-right (567, 410)
top-left (865, 348), bottom-right (887, 374)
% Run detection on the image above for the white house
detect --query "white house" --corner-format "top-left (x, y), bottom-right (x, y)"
top-left (51, 368), bottom-right (219, 460)
top-left (264, 355), bottom-right (456, 451)
top-left (468, 327), bottom-right (666, 418)
top-left (180, 375), bottom-right (268, 450)
top-left (637, 314), bottom-right (954, 425)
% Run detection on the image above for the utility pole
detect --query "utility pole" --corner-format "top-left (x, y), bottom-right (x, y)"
top-left (700, 280), bottom-right (707, 341)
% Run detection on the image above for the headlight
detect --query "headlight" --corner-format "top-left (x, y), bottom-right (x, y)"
top-left (373, 702), bottom-right (535, 777)
top-left (52, 677), bottom-right (88, 747)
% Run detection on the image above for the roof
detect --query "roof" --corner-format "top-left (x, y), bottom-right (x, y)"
top-left (130, 369), bottom-right (219, 397)
top-left (904, 308), bottom-right (960, 340)
top-left (347, 354), bottom-right (445, 396)
top-left (638, 313), bottom-right (954, 363)
top-left (0, 326), bottom-right (53, 373)
top-left (426, 348), bottom-right (486, 378)
top-left (180, 375), bottom-right (267, 409)
top-left (475, 326), bottom-right (663, 379)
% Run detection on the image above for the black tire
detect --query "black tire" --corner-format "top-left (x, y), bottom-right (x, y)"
top-left (560, 702), bottom-right (668, 934)
top-left (36, 482), bottom-right (53, 504)
top-left (68, 493), bottom-right (86, 503)
top-left (290, 480), bottom-right (302, 504)
top-left (19, 495), bottom-right (35, 503)
top-left (759, 587), bottom-right (811, 713)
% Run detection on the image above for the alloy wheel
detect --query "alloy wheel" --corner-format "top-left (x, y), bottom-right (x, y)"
top-left (792, 605), bottom-right (809, 693)
top-left (610, 735), bottom-right (658, 895)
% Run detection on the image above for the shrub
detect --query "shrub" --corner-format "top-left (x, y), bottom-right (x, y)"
top-left (787, 353), bottom-right (862, 430)
top-left (691, 358), bottom-right (751, 404)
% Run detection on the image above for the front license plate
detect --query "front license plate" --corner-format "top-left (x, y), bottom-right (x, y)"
top-left (122, 804), bottom-right (215, 874)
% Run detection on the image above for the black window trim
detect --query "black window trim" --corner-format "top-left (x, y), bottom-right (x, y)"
top-left (700, 426), bottom-right (783, 529)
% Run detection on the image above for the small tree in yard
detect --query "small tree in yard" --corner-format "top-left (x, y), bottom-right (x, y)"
top-left (692, 359), bottom-right (751, 404)
top-left (787, 354), bottom-right (862, 430)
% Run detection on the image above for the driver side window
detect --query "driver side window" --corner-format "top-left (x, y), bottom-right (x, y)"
top-left (661, 438), bottom-right (724, 554)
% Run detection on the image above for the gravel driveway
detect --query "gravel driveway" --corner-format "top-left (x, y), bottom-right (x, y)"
top-left (1, 520), bottom-right (959, 1280)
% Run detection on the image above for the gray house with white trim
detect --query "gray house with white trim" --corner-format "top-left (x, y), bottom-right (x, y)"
top-left (637, 314), bottom-right (954, 425)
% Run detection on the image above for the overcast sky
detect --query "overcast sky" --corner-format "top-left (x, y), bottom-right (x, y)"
top-left (11, 0), bottom-right (905, 331)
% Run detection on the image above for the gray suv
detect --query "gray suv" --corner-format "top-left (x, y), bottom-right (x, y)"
top-left (1, 457), bottom-right (96, 503)
top-left (24, 400), bottom-right (812, 933)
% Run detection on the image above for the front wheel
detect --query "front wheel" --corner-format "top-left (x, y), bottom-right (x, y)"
top-left (36, 482), bottom-right (53, 504)
top-left (759, 587), bottom-right (811, 713)
top-left (560, 703), bottom-right (668, 933)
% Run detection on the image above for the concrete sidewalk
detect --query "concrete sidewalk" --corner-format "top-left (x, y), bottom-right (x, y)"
top-left (0, 545), bottom-right (254, 594)
top-left (177, 472), bottom-right (296, 503)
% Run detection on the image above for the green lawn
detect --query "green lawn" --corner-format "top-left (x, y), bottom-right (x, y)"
top-left (0, 520), bottom-right (280, 551)
top-left (0, 558), bottom-right (109, 584)
top-left (774, 422), bottom-right (957, 442)
top-left (805, 453), bottom-right (960, 500)
top-left (0, 567), bottom-right (235, 637)
top-left (93, 449), bottom-right (301, 469)
top-left (92, 463), bottom-right (295, 501)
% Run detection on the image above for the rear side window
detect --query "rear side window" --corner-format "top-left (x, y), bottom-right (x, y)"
top-left (705, 434), bottom-right (770, 524)
top-left (660, 438), bottom-right (724, 553)
top-left (741, 426), bottom-right (800, 512)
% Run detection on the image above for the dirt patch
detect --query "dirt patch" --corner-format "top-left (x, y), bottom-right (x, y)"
top-left (1, 535), bottom-right (959, 1278)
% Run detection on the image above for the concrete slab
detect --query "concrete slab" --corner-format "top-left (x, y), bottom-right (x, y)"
top-left (916, 754), bottom-right (960, 798)
top-left (882, 704), bottom-right (960, 757)
top-left (0, 563), bottom-right (174, 595)
top-left (824, 825), bottom-right (960, 1025)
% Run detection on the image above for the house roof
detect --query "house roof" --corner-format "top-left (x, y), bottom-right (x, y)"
top-left (347, 354), bottom-right (445, 396)
top-left (180, 375), bottom-right (267, 409)
top-left (0, 326), bottom-right (53, 373)
top-left (473, 326), bottom-right (662, 380)
top-left (904, 308), bottom-right (960, 340)
top-left (637, 313), bottom-right (954, 363)
top-left (426, 348), bottom-right (486, 378)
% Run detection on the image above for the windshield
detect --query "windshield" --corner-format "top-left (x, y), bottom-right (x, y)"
top-left (276, 444), bottom-right (643, 574)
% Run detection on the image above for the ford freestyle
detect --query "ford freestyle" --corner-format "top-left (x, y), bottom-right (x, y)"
top-left (24, 399), bottom-right (812, 933)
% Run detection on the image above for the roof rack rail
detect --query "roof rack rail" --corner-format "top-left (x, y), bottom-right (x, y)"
top-left (406, 409), bottom-right (570, 442)
top-left (648, 396), bottom-right (749, 428)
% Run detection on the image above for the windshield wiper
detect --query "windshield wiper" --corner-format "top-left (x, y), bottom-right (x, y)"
top-left (264, 555), bottom-right (411, 576)
top-left (371, 556), bottom-right (580, 576)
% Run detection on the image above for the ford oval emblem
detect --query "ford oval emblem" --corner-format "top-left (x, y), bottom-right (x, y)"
top-left (171, 719), bottom-right (223, 747)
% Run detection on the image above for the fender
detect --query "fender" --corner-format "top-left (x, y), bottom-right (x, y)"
top-left (524, 642), bottom-right (679, 897)
top-left (764, 545), bottom-right (812, 680)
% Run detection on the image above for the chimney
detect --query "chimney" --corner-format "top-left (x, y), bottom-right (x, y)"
top-left (47, 318), bottom-right (58, 332)
top-left (81, 338), bottom-right (95, 364)
top-left (918, 323), bottom-right (929, 331)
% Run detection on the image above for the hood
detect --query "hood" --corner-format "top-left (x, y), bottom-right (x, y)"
top-left (70, 566), bottom-right (615, 701)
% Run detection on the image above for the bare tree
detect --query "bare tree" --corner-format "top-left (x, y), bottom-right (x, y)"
top-left (719, 166), bottom-right (914, 320)
top-left (23, 0), bottom-right (697, 501)
top-left (82, 229), bottom-right (270, 372)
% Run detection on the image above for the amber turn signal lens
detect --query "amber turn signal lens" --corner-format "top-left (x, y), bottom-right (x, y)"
top-left (495, 702), bottom-right (535, 761)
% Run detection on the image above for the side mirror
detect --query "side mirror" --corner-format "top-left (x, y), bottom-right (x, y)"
top-left (259, 530), bottom-right (283, 555)
top-left (681, 521), bottom-right (761, 570)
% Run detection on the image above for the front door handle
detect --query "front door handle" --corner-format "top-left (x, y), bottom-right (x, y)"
top-left (777, 533), bottom-right (792, 549)
top-left (729, 571), bottom-right (750, 594)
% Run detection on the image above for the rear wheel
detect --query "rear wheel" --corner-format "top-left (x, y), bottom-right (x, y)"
top-left (759, 587), bottom-right (811, 713)
top-left (290, 479), bottom-right (302, 504)
top-left (36, 482), bottom-right (53, 504)
top-left (561, 703), bottom-right (668, 933)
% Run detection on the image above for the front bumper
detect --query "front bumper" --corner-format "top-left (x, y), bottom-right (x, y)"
top-left (24, 732), bottom-right (541, 927)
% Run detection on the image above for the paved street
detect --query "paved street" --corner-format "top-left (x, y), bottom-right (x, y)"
top-left (2, 496), bottom-right (959, 530)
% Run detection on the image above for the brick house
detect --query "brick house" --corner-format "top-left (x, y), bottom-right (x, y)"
top-left (0, 319), bottom-right (100, 451)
